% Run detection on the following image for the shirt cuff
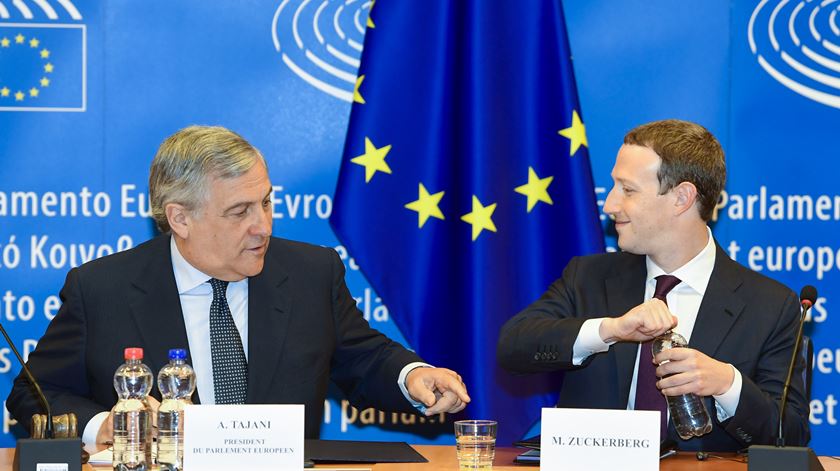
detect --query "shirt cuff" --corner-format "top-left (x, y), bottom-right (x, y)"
top-left (571, 318), bottom-right (615, 365)
top-left (82, 410), bottom-right (110, 446)
top-left (713, 364), bottom-right (742, 421)
top-left (398, 361), bottom-right (434, 413)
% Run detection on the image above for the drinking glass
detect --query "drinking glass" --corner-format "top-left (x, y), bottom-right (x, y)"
top-left (454, 420), bottom-right (497, 470)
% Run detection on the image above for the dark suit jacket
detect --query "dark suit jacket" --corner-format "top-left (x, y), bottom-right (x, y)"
top-left (496, 245), bottom-right (810, 451)
top-left (7, 235), bottom-right (422, 438)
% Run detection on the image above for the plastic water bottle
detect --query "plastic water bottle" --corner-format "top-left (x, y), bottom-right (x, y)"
top-left (652, 332), bottom-right (713, 440)
top-left (157, 349), bottom-right (196, 471)
top-left (113, 347), bottom-right (153, 471)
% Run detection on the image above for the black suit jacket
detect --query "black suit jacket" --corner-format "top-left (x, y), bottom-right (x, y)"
top-left (8, 235), bottom-right (422, 438)
top-left (496, 244), bottom-right (809, 451)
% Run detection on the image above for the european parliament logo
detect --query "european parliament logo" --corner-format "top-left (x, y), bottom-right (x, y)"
top-left (0, 0), bottom-right (85, 112)
top-left (749, 0), bottom-right (840, 110)
top-left (272, 0), bottom-right (371, 102)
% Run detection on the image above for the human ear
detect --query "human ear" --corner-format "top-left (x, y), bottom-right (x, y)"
top-left (673, 182), bottom-right (698, 216)
top-left (165, 203), bottom-right (191, 239)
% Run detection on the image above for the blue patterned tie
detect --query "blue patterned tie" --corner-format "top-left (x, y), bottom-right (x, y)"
top-left (635, 274), bottom-right (681, 438)
top-left (209, 278), bottom-right (248, 404)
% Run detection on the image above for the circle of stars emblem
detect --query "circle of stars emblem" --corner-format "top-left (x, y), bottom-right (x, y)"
top-left (0, 33), bottom-right (55, 103)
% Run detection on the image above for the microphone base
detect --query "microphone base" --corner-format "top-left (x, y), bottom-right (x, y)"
top-left (13, 437), bottom-right (81, 471)
top-left (748, 444), bottom-right (825, 471)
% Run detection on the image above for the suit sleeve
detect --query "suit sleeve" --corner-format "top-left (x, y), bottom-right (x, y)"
top-left (721, 290), bottom-right (810, 447)
top-left (6, 268), bottom-right (109, 436)
top-left (496, 257), bottom-right (590, 373)
top-left (326, 251), bottom-right (423, 413)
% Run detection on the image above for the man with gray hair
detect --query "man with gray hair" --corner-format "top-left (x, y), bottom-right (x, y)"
top-left (8, 126), bottom-right (470, 444)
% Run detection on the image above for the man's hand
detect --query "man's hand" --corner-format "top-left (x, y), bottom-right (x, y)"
top-left (147, 396), bottom-right (160, 430)
top-left (406, 367), bottom-right (471, 416)
top-left (599, 298), bottom-right (678, 343)
top-left (95, 411), bottom-right (114, 445)
top-left (654, 348), bottom-right (734, 397)
top-left (95, 396), bottom-right (161, 444)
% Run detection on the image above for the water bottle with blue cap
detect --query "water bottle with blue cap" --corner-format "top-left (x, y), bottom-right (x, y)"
top-left (156, 348), bottom-right (196, 471)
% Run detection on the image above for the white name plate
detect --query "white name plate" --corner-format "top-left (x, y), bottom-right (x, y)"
top-left (183, 404), bottom-right (304, 471)
top-left (540, 408), bottom-right (659, 471)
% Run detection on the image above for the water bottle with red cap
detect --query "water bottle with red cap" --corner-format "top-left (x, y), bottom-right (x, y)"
top-left (112, 347), bottom-right (153, 471)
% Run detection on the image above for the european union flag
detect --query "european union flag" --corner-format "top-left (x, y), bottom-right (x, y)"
top-left (331, 0), bottom-right (604, 444)
top-left (0, 23), bottom-right (85, 111)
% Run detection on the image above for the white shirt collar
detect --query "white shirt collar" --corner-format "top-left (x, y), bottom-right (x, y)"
top-left (170, 236), bottom-right (214, 294)
top-left (645, 226), bottom-right (716, 296)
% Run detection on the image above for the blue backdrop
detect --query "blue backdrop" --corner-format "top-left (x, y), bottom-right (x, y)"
top-left (0, 0), bottom-right (837, 454)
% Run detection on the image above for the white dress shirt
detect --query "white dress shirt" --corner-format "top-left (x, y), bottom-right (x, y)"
top-left (170, 237), bottom-right (249, 405)
top-left (82, 237), bottom-right (427, 444)
top-left (571, 227), bottom-right (743, 422)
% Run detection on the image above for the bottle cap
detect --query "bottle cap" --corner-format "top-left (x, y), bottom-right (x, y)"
top-left (168, 348), bottom-right (187, 360)
top-left (124, 347), bottom-right (144, 360)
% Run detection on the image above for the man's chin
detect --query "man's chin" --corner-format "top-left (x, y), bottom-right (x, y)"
top-left (240, 259), bottom-right (266, 278)
top-left (615, 239), bottom-right (643, 255)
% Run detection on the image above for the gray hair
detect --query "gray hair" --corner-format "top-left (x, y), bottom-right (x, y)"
top-left (149, 125), bottom-right (266, 233)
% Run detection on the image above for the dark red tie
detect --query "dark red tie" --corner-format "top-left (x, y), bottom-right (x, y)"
top-left (634, 274), bottom-right (681, 438)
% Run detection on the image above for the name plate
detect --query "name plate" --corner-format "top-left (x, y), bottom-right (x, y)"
top-left (540, 408), bottom-right (659, 471)
top-left (183, 404), bottom-right (304, 471)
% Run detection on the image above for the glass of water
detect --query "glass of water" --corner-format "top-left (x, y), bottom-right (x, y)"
top-left (454, 420), bottom-right (497, 470)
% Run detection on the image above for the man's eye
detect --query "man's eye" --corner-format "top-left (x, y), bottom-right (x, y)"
top-left (261, 199), bottom-right (271, 208)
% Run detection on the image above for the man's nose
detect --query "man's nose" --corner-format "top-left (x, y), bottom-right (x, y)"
top-left (603, 187), bottom-right (619, 216)
top-left (252, 207), bottom-right (272, 236)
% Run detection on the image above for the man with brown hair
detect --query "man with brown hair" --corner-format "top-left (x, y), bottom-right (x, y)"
top-left (497, 119), bottom-right (809, 451)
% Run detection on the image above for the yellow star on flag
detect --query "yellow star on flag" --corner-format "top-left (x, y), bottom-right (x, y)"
top-left (14, 91), bottom-right (24, 101)
top-left (0, 87), bottom-right (9, 97)
top-left (40, 48), bottom-right (50, 59)
top-left (29, 87), bottom-right (39, 97)
top-left (44, 63), bottom-right (54, 73)
top-left (351, 137), bottom-right (392, 183)
top-left (460, 196), bottom-right (497, 241)
top-left (405, 183), bottom-right (445, 228)
top-left (40, 77), bottom-right (50, 87)
top-left (515, 167), bottom-right (554, 212)
top-left (29, 38), bottom-right (39, 48)
top-left (15, 34), bottom-right (24, 44)
top-left (558, 110), bottom-right (588, 156)
top-left (367, 0), bottom-right (376, 28)
top-left (1, 37), bottom-right (10, 48)
top-left (354, 75), bottom-right (366, 104)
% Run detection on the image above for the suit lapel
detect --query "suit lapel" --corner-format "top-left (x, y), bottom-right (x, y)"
top-left (246, 241), bottom-right (292, 403)
top-left (605, 254), bottom-right (647, 408)
top-left (126, 235), bottom-right (193, 398)
top-left (689, 245), bottom-right (745, 356)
